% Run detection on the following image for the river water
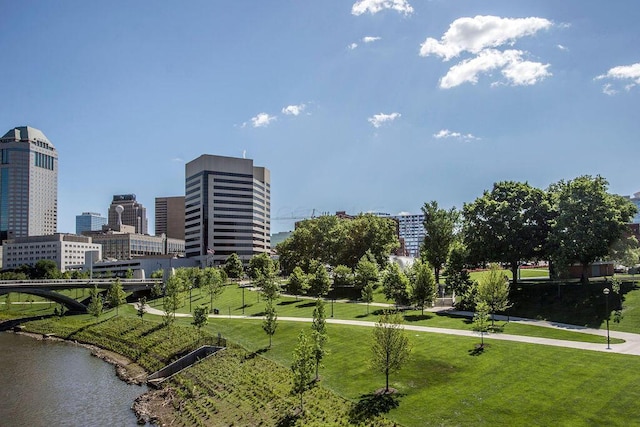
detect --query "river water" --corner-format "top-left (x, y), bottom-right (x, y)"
top-left (0, 332), bottom-right (148, 426)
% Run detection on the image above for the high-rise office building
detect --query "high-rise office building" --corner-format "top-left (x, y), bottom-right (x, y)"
top-left (155, 196), bottom-right (185, 240)
top-left (76, 211), bottom-right (107, 234)
top-left (377, 213), bottom-right (425, 258)
top-left (185, 154), bottom-right (270, 263)
top-left (0, 126), bottom-right (58, 240)
top-left (107, 194), bottom-right (148, 235)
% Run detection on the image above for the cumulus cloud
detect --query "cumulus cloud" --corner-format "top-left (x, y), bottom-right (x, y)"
top-left (363, 36), bottom-right (381, 43)
top-left (352, 0), bottom-right (413, 16)
top-left (420, 15), bottom-right (553, 89)
top-left (250, 113), bottom-right (277, 128)
top-left (433, 129), bottom-right (479, 141)
top-left (368, 112), bottom-right (401, 128)
top-left (282, 104), bottom-right (306, 116)
top-left (595, 63), bottom-right (640, 94)
top-left (557, 44), bottom-right (568, 51)
top-left (348, 42), bottom-right (359, 50)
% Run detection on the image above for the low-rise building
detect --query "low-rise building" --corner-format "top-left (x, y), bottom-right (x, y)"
top-left (2, 233), bottom-right (102, 272)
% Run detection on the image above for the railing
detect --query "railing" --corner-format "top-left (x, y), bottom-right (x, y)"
top-left (0, 278), bottom-right (155, 287)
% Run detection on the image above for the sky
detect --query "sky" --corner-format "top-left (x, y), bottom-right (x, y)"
top-left (2, 0), bottom-right (639, 235)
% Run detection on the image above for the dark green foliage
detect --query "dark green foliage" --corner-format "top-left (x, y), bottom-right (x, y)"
top-left (354, 254), bottom-right (380, 290)
top-left (408, 260), bottom-right (437, 315)
top-left (332, 264), bottom-right (353, 287)
top-left (87, 286), bottom-right (103, 318)
top-left (223, 253), bottom-right (244, 279)
top-left (381, 263), bottom-right (410, 306)
top-left (445, 242), bottom-right (477, 310)
top-left (286, 266), bottom-right (309, 299)
top-left (248, 253), bottom-right (274, 280)
top-left (308, 263), bottom-right (331, 297)
top-left (421, 201), bottom-right (459, 284)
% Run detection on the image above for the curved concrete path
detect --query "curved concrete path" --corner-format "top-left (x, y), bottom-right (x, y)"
top-left (140, 304), bottom-right (640, 356)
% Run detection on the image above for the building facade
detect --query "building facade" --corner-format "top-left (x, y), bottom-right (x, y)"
top-left (75, 212), bottom-right (107, 234)
top-left (2, 233), bottom-right (101, 272)
top-left (389, 213), bottom-right (425, 258)
top-left (89, 232), bottom-right (185, 260)
top-left (155, 196), bottom-right (185, 240)
top-left (185, 154), bottom-right (270, 264)
top-left (107, 194), bottom-right (148, 235)
top-left (0, 126), bottom-right (58, 240)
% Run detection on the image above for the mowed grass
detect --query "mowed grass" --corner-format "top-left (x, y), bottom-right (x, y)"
top-left (163, 284), bottom-right (621, 344)
top-left (182, 315), bottom-right (640, 427)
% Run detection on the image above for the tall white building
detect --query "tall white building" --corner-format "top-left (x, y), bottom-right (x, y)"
top-left (185, 154), bottom-right (270, 264)
top-left (0, 126), bottom-right (58, 241)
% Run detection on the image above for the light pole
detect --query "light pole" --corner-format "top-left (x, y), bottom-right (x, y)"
top-left (603, 287), bottom-right (611, 350)
top-left (331, 298), bottom-right (334, 318)
top-left (242, 286), bottom-right (245, 315)
top-left (189, 285), bottom-right (193, 312)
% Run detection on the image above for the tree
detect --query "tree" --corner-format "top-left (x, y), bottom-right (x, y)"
top-left (137, 296), bottom-right (147, 323)
top-left (201, 267), bottom-right (225, 307)
top-left (549, 175), bottom-right (637, 283)
top-left (87, 286), bottom-right (103, 318)
top-left (33, 259), bottom-right (61, 279)
top-left (163, 274), bottom-right (183, 327)
top-left (223, 253), bottom-right (244, 279)
top-left (353, 253), bottom-right (379, 290)
top-left (256, 262), bottom-right (280, 301)
top-left (248, 252), bottom-right (274, 280)
top-left (445, 242), bottom-right (478, 310)
top-left (332, 264), bottom-right (353, 288)
top-left (472, 300), bottom-right (490, 348)
top-left (308, 263), bottom-right (331, 298)
top-left (287, 266), bottom-right (309, 300)
top-left (409, 260), bottom-right (437, 315)
top-left (371, 311), bottom-right (411, 393)
top-left (262, 299), bottom-right (278, 348)
top-left (311, 299), bottom-right (328, 381)
top-left (608, 235), bottom-right (640, 269)
top-left (291, 330), bottom-right (315, 413)
top-left (476, 264), bottom-right (510, 328)
top-left (463, 181), bottom-right (552, 283)
top-left (107, 278), bottom-right (126, 316)
top-left (192, 305), bottom-right (209, 343)
top-left (421, 201), bottom-right (459, 284)
top-left (361, 282), bottom-right (374, 314)
top-left (381, 263), bottom-right (410, 307)
top-left (125, 268), bottom-right (134, 279)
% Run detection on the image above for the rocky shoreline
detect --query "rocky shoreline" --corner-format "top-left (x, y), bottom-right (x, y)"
top-left (4, 322), bottom-right (173, 426)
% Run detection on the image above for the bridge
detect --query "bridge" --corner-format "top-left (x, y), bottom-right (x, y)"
top-left (0, 279), bottom-right (158, 313)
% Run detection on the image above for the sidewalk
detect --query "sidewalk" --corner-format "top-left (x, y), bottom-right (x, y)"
top-left (141, 304), bottom-right (640, 356)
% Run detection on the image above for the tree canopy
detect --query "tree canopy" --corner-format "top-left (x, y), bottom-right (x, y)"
top-left (421, 201), bottom-right (459, 284)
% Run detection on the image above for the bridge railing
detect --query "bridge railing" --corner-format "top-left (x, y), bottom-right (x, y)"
top-left (0, 278), bottom-right (156, 286)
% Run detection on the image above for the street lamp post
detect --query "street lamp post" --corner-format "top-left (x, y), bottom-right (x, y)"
top-left (603, 287), bottom-right (611, 350)
top-left (189, 286), bottom-right (193, 312)
top-left (242, 286), bottom-right (245, 315)
top-left (331, 298), bottom-right (334, 318)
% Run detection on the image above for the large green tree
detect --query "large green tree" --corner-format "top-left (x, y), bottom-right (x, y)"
top-left (463, 181), bottom-right (552, 283)
top-left (381, 263), bottom-right (410, 307)
top-left (445, 242), bottom-right (477, 310)
top-left (421, 201), bottom-right (459, 284)
top-left (248, 253), bottom-right (274, 280)
top-left (548, 175), bottom-right (637, 282)
top-left (223, 253), bottom-right (244, 279)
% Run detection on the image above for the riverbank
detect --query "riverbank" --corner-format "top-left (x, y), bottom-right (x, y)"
top-left (2, 318), bottom-right (166, 425)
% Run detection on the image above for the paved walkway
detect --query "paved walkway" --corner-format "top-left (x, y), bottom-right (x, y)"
top-left (140, 304), bottom-right (640, 356)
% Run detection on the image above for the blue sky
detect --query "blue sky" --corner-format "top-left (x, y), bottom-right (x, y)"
top-left (2, 1), bottom-right (639, 234)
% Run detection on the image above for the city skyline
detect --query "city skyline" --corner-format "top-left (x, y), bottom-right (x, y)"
top-left (2, 1), bottom-right (639, 235)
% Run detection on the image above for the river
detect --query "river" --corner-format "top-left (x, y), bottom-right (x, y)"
top-left (0, 332), bottom-right (148, 426)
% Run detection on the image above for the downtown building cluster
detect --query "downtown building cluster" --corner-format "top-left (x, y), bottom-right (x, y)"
top-left (0, 126), bottom-right (271, 277)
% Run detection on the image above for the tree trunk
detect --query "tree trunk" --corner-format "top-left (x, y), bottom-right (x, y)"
top-left (511, 263), bottom-right (519, 285)
top-left (385, 367), bottom-right (389, 392)
top-left (581, 263), bottom-right (590, 285)
top-left (434, 267), bottom-right (440, 285)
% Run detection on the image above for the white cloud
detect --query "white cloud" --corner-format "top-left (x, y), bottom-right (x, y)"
top-left (368, 112), bottom-right (401, 128)
top-left (557, 44), bottom-right (568, 51)
top-left (439, 49), bottom-right (550, 89)
top-left (363, 36), bottom-right (381, 43)
top-left (282, 104), bottom-right (306, 116)
top-left (433, 129), bottom-right (479, 141)
top-left (595, 63), bottom-right (640, 94)
top-left (420, 15), bottom-right (554, 89)
top-left (419, 15), bottom-right (552, 61)
top-left (352, 0), bottom-right (413, 16)
top-left (250, 113), bottom-right (277, 128)
top-left (171, 157), bottom-right (184, 163)
top-left (348, 43), bottom-right (358, 50)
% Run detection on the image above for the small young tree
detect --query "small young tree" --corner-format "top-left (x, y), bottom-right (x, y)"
top-left (291, 330), bottom-right (315, 413)
top-left (201, 267), bottom-right (225, 307)
top-left (381, 263), bottom-right (410, 307)
top-left (223, 253), bottom-right (244, 279)
top-left (87, 286), bottom-right (103, 319)
top-left (107, 278), bottom-right (127, 316)
top-left (262, 299), bottom-right (278, 348)
top-left (287, 266), bottom-right (309, 300)
top-left (361, 282), bottom-right (374, 314)
top-left (125, 268), bottom-right (134, 279)
top-left (371, 311), bottom-right (411, 393)
top-left (192, 305), bottom-right (210, 343)
top-left (332, 265), bottom-right (353, 288)
top-left (256, 262), bottom-right (281, 302)
top-left (308, 263), bottom-right (331, 298)
top-left (137, 296), bottom-right (147, 323)
top-left (354, 254), bottom-right (379, 290)
top-left (473, 300), bottom-right (490, 348)
top-left (409, 260), bottom-right (437, 315)
top-left (163, 274), bottom-right (183, 327)
top-left (311, 299), bottom-right (328, 381)
top-left (476, 263), bottom-right (510, 328)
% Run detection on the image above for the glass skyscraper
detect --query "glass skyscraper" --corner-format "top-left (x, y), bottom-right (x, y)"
top-left (76, 212), bottom-right (108, 234)
top-left (0, 126), bottom-right (58, 240)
